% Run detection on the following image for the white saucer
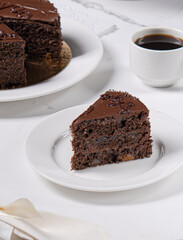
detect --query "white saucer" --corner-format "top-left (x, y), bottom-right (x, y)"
top-left (0, 18), bottom-right (103, 102)
top-left (25, 105), bottom-right (183, 192)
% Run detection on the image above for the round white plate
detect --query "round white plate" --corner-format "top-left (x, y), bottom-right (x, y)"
top-left (0, 18), bottom-right (103, 102)
top-left (25, 104), bottom-right (183, 192)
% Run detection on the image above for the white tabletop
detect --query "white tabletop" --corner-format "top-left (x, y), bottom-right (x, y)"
top-left (1, 0), bottom-right (183, 239)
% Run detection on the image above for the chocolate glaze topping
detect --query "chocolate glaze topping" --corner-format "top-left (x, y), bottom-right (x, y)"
top-left (10, 5), bottom-right (33, 19)
top-left (73, 91), bottom-right (149, 124)
top-left (0, 22), bottom-right (23, 41)
top-left (0, 0), bottom-right (59, 23)
top-left (0, 2), bottom-right (13, 10)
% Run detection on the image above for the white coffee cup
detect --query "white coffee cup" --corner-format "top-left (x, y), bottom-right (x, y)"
top-left (129, 27), bottom-right (183, 87)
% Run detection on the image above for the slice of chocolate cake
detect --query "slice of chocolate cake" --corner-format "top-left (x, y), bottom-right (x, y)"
top-left (70, 91), bottom-right (152, 170)
top-left (0, 23), bottom-right (26, 89)
top-left (0, 0), bottom-right (62, 58)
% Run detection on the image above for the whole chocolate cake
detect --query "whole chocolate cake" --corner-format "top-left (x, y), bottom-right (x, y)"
top-left (70, 91), bottom-right (153, 170)
top-left (0, 0), bottom-right (62, 89)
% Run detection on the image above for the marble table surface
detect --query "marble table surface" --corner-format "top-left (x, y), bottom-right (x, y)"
top-left (1, 0), bottom-right (183, 239)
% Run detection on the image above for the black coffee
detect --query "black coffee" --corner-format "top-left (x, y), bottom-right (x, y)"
top-left (135, 34), bottom-right (183, 50)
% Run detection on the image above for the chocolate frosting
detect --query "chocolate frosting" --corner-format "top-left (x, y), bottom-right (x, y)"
top-left (73, 91), bottom-right (149, 124)
top-left (0, 22), bottom-right (23, 41)
top-left (0, 0), bottom-right (59, 23)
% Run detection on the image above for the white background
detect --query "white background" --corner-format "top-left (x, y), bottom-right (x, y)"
top-left (1, 0), bottom-right (183, 239)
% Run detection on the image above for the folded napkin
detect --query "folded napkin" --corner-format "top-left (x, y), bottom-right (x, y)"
top-left (0, 222), bottom-right (32, 240)
top-left (0, 199), bottom-right (110, 240)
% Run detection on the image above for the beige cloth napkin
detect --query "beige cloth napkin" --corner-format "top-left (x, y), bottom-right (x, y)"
top-left (0, 222), bottom-right (32, 239)
top-left (0, 199), bottom-right (110, 240)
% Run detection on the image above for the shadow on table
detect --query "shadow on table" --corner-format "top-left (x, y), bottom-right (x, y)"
top-left (0, 45), bottom-right (113, 118)
top-left (42, 164), bottom-right (183, 206)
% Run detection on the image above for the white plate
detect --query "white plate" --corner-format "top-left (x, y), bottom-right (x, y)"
top-left (0, 18), bottom-right (103, 102)
top-left (25, 104), bottom-right (183, 192)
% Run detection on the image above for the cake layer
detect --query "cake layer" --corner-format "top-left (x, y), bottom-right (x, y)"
top-left (71, 140), bottom-right (153, 170)
top-left (72, 127), bottom-right (151, 153)
top-left (0, 68), bottom-right (26, 89)
top-left (0, 41), bottom-right (25, 58)
top-left (71, 112), bottom-right (150, 139)
top-left (0, 23), bottom-right (26, 89)
top-left (4, 18), bottom-right (62, 58)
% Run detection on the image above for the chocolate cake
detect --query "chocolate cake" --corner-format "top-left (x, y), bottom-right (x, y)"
top-left (0, 23), bottom-right (26, 89)
top-left (0, 0), bottom-right (62, 89)
top-left (70, 91), bottom-right (153, 170)
top-left (0, 0), bottom-right (62, 58)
